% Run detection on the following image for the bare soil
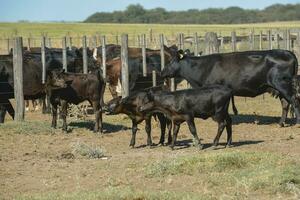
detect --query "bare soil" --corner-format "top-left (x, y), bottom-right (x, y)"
top-left (1, 95), bottom-right (300, 199)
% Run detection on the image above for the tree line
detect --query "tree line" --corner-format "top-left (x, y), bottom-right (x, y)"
top-left (84, 4), bottom-right (300, 24)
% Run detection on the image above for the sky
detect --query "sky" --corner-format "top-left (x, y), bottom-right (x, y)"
top-left (0, 0), bottom-right (300, 22)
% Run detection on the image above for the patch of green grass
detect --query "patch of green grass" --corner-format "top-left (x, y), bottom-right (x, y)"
top-left (145, 151), bottom-right (300, 196)
top-left (71, 140), bottom-right (105, 159)
top-left (16, 186), bottom-right (213, 200)
top-left (0, 120), bottom-right (55, 134)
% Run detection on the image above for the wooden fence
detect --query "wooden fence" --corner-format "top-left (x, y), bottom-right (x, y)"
top-left (4, 28), bottom-right (300, 121)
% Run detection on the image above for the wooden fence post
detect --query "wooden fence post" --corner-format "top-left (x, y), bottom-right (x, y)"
top-left (231, 31), bottom-right (237, 52)
top-left (68, 36), bottom-right (72, 49)
top-left (142, 34), bottom-right (147, 77)
top-left (194, 32), bottom-right (199, 56)
top-left (121, 34), bottom-right (129, 98)
top-left (259, 31), bottom-right (263, 50)
top-left (160, 34), bottom-right (165, 70)
top-left (41, 36), bottom-right (46, 84)
top-left (101, 35), bottom-right (106, 79)
top-left (249, 30), bottom-right (254, 50)
top-left (27, 37), bottom-right (31, 51)
top-left (275, 33), bottom-right (280, 49)
top-left (13, 37), bottom-right (25, 121)
top-left (47, 37), bottom-right (52, 48)
top-left (7, 38), bottom-right (10, 54)
top-left (268, 30), bottom-right (272, 50)
top-left (204, 32), bottom-right (219, 55)
top-left (115, 35), bottom-right (119, 45)
top-left (286, 29), bottom-right (291, 50)
top-left (62, 36), bottom-right (67, 72)
top-left (152, 71), bottom-right (157, 87)
top-left (82, 36), bottom-right (88, 74)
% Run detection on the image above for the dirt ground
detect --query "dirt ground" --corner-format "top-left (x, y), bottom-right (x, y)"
top-left (1, 94), bottom-right (300, 199)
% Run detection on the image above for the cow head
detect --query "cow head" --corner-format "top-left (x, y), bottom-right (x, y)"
top-left (46, 69), bottom-right (67, 89)
top-left (161, 50), bottom-right (185, 78)
top-left (104, 96), bottom-right (123, 115)
top-left (139, 88), bottom-right (159, 113)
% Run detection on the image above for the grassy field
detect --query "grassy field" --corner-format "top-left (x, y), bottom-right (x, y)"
top-left (1, 21), bottom-right (300, 55)
top-left (1, 21), bottom-right (300, 39)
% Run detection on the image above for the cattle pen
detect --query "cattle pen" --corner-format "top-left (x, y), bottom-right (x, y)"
top-left (1, 28), bottom-right (300, 121)
top-left (1, 27), bottom-right (300, 199)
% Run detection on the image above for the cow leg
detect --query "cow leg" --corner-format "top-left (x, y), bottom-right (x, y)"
top-left (271, 79), bottom-right (300, 124)
top-left (225, 115), bottom-right (233, 147)
top-left (5, 100), bottom-right (15, 120)
top-left (0, 104), bottom-right (6, 123)
top-left (42, 96), bottom-right (48, 114)
top-left (92, 101), bottom-right (103, 133)
top-left (157, 113), bottom-right (166, 145)
top-left (145, 117), bottom-right (153, 146)
top-left (51, 103), bottom-right (58, 128)
top-left (213, 120), bottom-right (226, 148)
top-left (0, 99), bottom-right (15, 123)
top-left (25, 100), bottom-right (29, 112)
top-left (279, 97), bottom-right (289, 127)
top-left (129, 120), bottom-right (138, 148)
top-left (231, 96), bottom-right (238, 115)
top-left (167, 120), bottom-right (172, 145)
top-left (109, 85), bottom-right (118, 98)
top-left (186, 118), bottom-right (203, 150)
top-left (170, 123), bottom-right (180, 150)
top-left (60, 100), bottom-right (68, 132)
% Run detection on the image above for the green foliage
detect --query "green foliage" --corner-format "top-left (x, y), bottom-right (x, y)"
top-left (84, 3), bottom-right (300, 24)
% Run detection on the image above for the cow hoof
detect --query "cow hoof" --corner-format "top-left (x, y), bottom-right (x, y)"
top-left (226, 144), bottom-right (233, 148)
top-left (278, 122), bottom-right (285, 128)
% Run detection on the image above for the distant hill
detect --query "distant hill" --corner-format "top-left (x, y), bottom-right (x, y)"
top-left (84, 3), bottom-right (300, 24)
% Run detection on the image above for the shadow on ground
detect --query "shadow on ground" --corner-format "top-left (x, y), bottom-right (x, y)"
top-left (232, 114), bottom-right (295, 126)
top-left (134, 139), bottom-right (264, 150)
top-left (68, 121), bottom-right (129, 133)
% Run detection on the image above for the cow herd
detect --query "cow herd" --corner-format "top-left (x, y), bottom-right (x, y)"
top-left (0, 44), bottom-right (300, 149)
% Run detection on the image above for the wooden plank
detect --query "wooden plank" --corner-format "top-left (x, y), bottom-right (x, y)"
top-left (142, 34), bottom-right (147, 77)
top-left (231, 31), bottom-right (236, 52)
top-left (7, 38), bottom-right (10, 54)
top-left (194, 32), bottom-right (199, 56)
top-left (275, 33), bottom-right (280, 49)
top-left (152, 70), bottom-right (157, 87)
top-left (286, 29), bottom-right (291, 50)
top-left (13, 37), bottom-right (25, 121)
top-left (268, 30), bottom-right (272, 50)
top-left (101, 36), bottom-right (106, 79)
top-left (82, 36), bottom-right (88, 74)
top-left (121, 34), bottom-right (129, 98)
top-left (259, 31), bottom-right (263, 50)
top-left (27, 37), bottom-right (31, 51)
top-left (41, 36), bottom-right (46, 84)
top-left (47, 37), bottom-right (52, 48)
top-left (160, 34), bottom-right (165, 71)
top-left (249, 30), bottom-right (254, 50)
top-left (62, 36), bottom-right (67, 72)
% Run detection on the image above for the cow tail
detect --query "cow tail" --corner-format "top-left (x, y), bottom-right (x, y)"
top-left (286, 51), bottom-right (299, 119)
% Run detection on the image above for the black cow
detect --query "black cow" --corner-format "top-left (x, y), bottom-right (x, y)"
top-left (140, 85), bottom-right (233, 150)
top-left (161, 50), bottom-right (300, 127)
top-left (48, 69), bottom-right (105, 133)
top-left (0, 53), bottom-right (63, 123)
top-left (104, 86), bottom-right (172, 147)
